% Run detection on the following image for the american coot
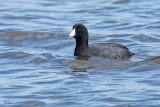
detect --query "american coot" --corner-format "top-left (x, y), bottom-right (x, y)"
top-left (68, 24), bottom-right (134, 59)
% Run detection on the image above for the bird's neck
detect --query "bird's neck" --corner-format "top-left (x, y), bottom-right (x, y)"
top-left (74, 38), bottom-right (89, 56)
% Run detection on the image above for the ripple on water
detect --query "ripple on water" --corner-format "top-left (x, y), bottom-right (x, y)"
top-left (14, 101), bottom-right (45, 107)
top-left (0, 31), bottom-right (65, 41)
top-left (0, 52), bottom-right (30, 58)
top-left (132, 34), bottom-right (160, 43)
top-left (114, 0), bottom-right (129, 4)
top-left (29, 57), bottom-right (47, 63)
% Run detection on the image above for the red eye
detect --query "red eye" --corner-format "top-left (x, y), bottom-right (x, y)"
top-left (77, 28), bottom-right (80, 31)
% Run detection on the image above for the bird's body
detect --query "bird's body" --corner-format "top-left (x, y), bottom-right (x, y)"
top-left (68, 24), bottom-right (134, 59)
top-left (89, 43), bottom-right (133, 59)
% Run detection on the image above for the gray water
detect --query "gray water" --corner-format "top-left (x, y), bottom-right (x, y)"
top-left (0, 0), bottom-right (160, 107)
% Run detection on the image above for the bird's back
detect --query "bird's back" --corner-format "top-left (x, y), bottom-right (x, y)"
top-left (89, 43), bottom-right (134, 59)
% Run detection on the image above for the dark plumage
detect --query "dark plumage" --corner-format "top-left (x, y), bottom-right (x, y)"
top-left (68, 24), bottom-right (134, 59)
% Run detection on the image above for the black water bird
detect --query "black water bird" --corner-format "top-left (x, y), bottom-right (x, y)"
top-left (68, 24), bottom-right (134, 59)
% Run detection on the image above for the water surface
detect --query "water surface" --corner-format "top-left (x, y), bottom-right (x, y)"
top-left (0, 0), bottom-right (160, 107)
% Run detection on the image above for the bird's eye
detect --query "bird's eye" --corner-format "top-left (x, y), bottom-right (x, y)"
top-left (77, 28), bottom-right (80, 31)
